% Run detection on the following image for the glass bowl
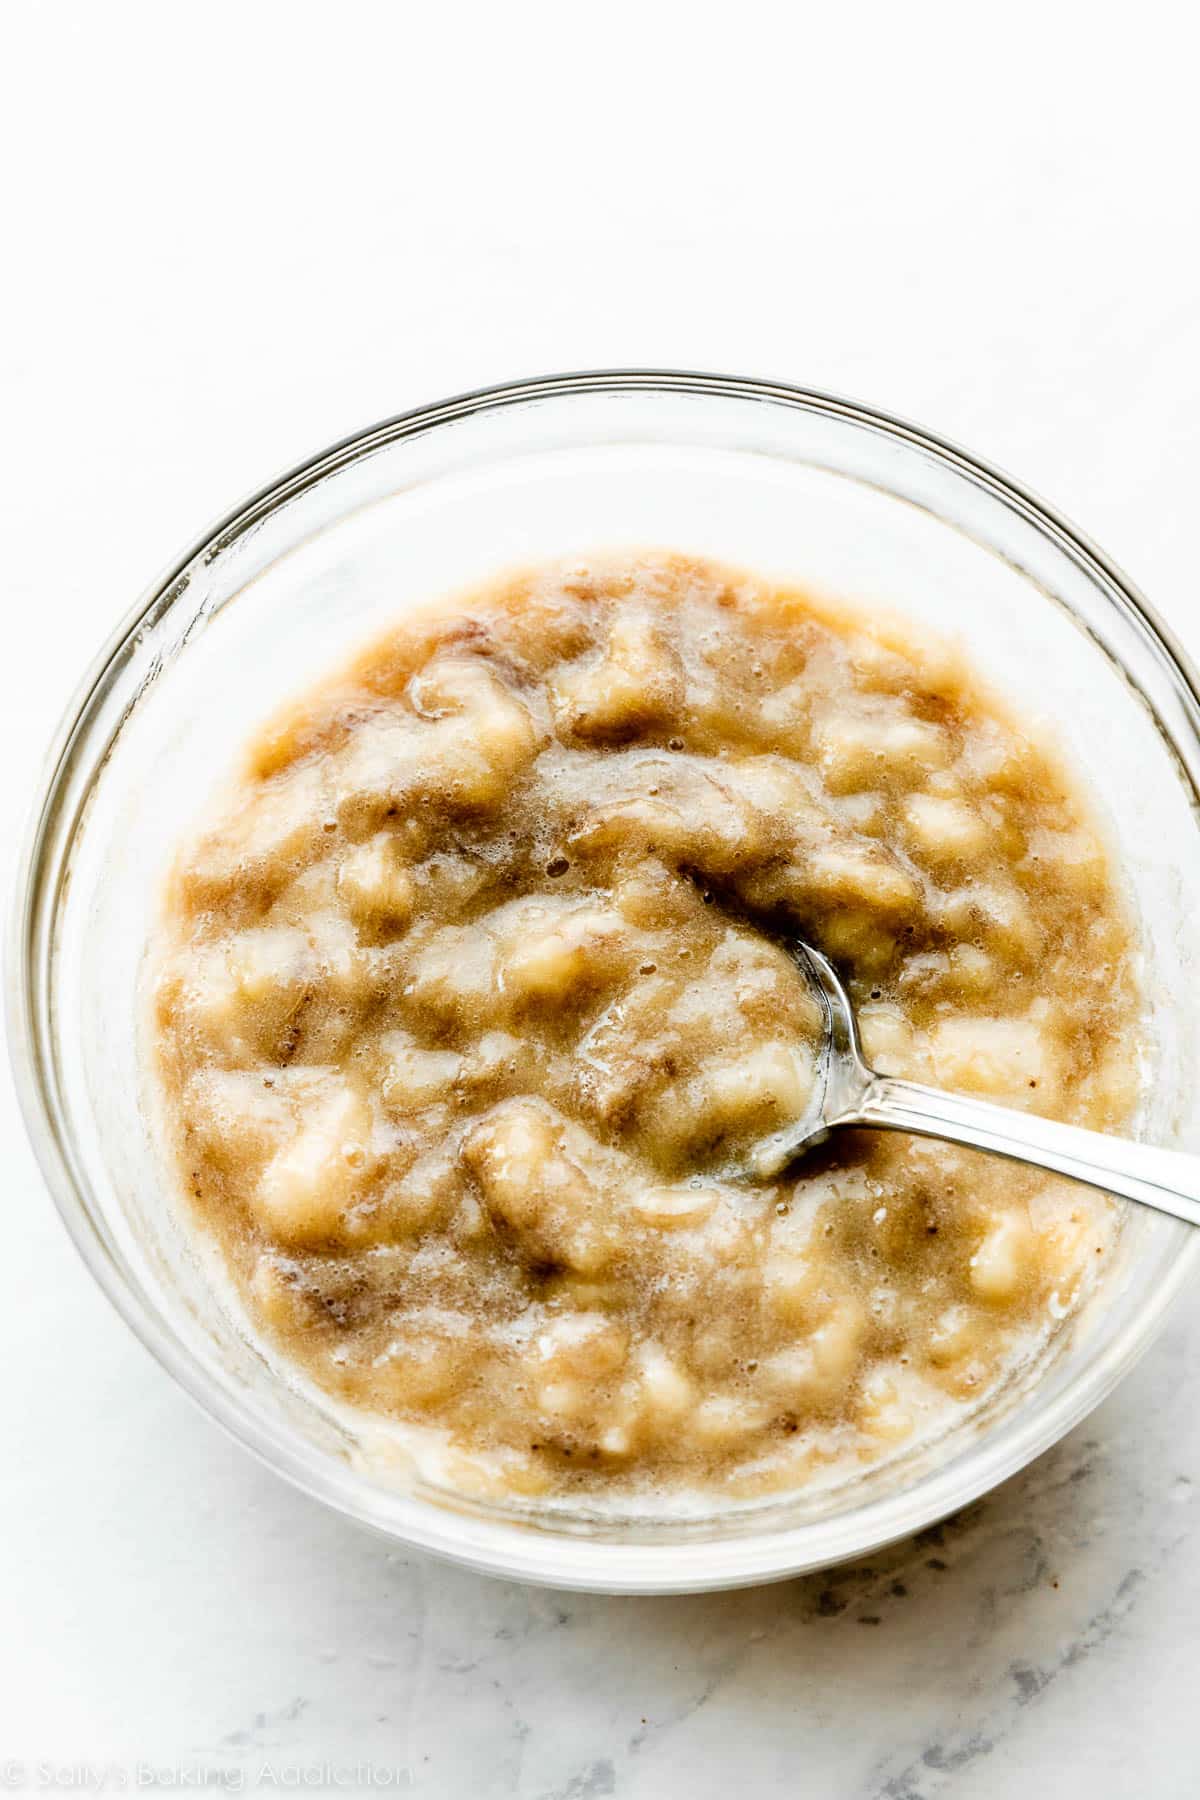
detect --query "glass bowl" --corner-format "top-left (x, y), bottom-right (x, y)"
top-left (11, 370), bottom-right (1200, 1594)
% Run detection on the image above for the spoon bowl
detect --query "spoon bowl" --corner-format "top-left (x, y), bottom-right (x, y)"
top-left (745, 941), bottom-right (875, 1178)
top-left (746, 938), bottom-right (1200, 1233)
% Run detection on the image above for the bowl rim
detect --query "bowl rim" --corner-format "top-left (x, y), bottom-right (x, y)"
top-left (10, 366), bottom-right (1200, 1593)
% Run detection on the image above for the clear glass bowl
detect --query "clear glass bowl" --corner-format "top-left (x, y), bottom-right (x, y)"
top-left (11, 371), bottom-right (1200, 1594)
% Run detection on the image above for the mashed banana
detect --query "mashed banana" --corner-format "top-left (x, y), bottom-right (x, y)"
top-left (151, 553), bottom-right (1139, 1501)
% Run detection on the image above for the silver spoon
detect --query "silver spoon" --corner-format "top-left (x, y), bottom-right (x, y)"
top-left (746, 940), bottom-right (1200, 1229)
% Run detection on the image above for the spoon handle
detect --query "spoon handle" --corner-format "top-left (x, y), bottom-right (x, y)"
top-left (856, 1075), bottom-right (1200, 1230)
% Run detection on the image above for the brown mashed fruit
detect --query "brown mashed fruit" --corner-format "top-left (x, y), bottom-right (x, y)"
top-left (150, 553), bottom-right (1139, 1501)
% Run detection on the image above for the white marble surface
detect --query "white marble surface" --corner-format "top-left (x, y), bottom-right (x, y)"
top-left (4, 3), bottom-right (1200, 1793)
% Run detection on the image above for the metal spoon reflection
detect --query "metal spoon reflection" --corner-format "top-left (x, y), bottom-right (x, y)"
top-left (742, 939), bottom-right (1200, 1231)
